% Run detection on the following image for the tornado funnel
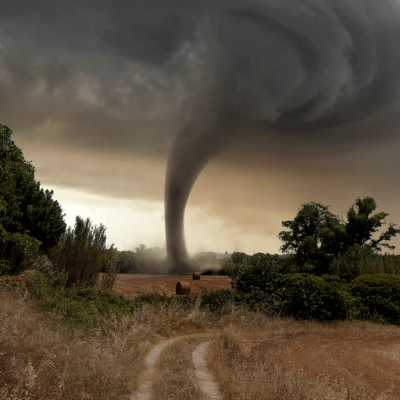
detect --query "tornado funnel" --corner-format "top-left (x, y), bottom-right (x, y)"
top-left (164, 0), bottom-right (400, 273)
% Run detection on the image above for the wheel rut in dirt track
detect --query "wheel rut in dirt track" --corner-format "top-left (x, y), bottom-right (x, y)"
top-left (131, 334), bottom-right (222, 400)
top-left (192, 342), bottom-right (222, 400)
top-left (131, 338), bottom-right (177, 400)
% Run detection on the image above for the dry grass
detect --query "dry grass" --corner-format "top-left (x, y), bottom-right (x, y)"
top-left (152, 337), bottom-right (205, 400)
top-left (0, 292), bottom-right (151, 399)
top-left (0, 290), bottom-right (255, 400)
top-left (208, 320), bottom-right (400, 400)
top-left (2, 285), bottom-right (400, 400)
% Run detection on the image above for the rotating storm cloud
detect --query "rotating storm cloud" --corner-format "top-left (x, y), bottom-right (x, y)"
top-left (1, 0), bottom-right (400, 273)
top-left (165, 0), bottom-right (400, 272)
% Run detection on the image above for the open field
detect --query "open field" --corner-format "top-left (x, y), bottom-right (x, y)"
top-left (114, 273), bottom-right (232, 298)
top-left (209, 322), bottom-right (400, 399)
top-left (3, 279), bottom-right (400, 399)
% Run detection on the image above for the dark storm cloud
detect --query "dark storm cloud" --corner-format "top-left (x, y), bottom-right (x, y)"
top-left (1, 0), bottom-right (400, 269)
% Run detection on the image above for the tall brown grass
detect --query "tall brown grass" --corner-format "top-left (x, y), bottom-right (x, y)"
top-left (0, 289), bottom-right (256, 399)
top-left (2, 285), bottom-right (400, 400)
top-left (208, 321), bottom-right (400, 400)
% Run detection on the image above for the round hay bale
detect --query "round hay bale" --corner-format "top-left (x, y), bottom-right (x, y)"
top-left (176, 281), bottom-right (191, 295)
top-left (192, 272), bottom-right (201, 280)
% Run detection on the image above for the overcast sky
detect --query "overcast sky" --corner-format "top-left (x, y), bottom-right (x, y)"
top-left (1, 0), bottom-right (400, 254)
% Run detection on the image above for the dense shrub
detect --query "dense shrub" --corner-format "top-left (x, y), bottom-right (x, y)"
top-left (272, 274), bottom-right (355, 321)
top-left (230, 254), bottom-right (281, 293)
top-left (48, 216), bottom-right (117, 288)
top-left (0, 225), bottom-right (41, 274)
top-left (350, 274), bottom-right (400, 324)
top-left (200, 289), bottom-right (248, 312)
top-left (331, 246), bottom-right (400, 281)
top-left (117, 250), bottom-right (140, 273)
top-left (25, 270), bottom-right (135, 331)
top-left (231, 255), bottom-right (355, 320)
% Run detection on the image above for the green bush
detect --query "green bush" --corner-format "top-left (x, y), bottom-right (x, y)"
top-left (350, 274), bottom-right (400, 324)
top-left (0, 260), bottom-right (10, 277)
top-left (200, 289), bottom-right (248, 312)
top-left (231, 256), bottom-right (355, 320)
top-left (273, 274), bottom-right (355, 321)
top-left (230, 254), bottom-right (281, 293)
top-left (26, 271), bottom-right (135, 331)
top-left (117, 250), bottom-right (140, 274)
top-left (48, 216), bottom-right (117, 288)
top-left (0, 225), bottom-right (41, 274)
top-left (331, 245), bottom-right (400, 281)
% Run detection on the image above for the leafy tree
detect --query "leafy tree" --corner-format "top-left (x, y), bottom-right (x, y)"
top-left (0, 124), bottom-right (66, 255)
top-left (117, 250), bottom-right (141, 274)
top-left (345, 197), bottom-right (399, 251)
top-left (279, 198), bottom-right (400, 274)
top-left (231, 252), bottom-right (250, 264)
top-left (278, 202), bottom-right (344, 272)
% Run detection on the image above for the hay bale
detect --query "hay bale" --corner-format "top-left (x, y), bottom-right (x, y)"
top-left (192, 272), bottom-right (201, 280)
top-left (176, 281), bottom-right (191, 295)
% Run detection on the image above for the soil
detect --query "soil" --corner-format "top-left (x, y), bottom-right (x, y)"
top-left (114, 274), bottom-right (232, 298)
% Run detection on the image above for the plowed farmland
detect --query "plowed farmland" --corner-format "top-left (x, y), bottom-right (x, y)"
top-left (114, 274), bottom-right (232, 298)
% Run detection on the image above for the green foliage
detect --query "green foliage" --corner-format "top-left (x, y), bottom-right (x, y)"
top-left (26, 270), bottom-right (136, 331)
top-left (230, 255), bottom-right (355, 320)
top-left (279, 197), bottom-right (400, 274)
top-left (129, 290), bottom-right (247, 314)
top-left (48, 216), bottom-right (117, 288)
top-left (272, 274), bottom-right (355, 321)
top-left (100, 246), bottom-right (119, 290)
top-left (277, 256), bottom-right (299, 273)
top-left (279, 202), bottom-right (344, 273)
top-left (350, 274), bottom-right (400, 324)
top-left (0, 259), bottom-right (10, 276)
top-left (0, 224), bottom-right (41, 273)
top-left (117, 250), bottom-right (140, 274)
top-left (346, 197), bottom-right (399, 251)
top-left (229, 254), bottom-right (281, 293)
top-left (0, 124), bottom-right (66, 257)
top-left (199, 289), bottom-right (248, 312)
top-left (231, 252), bottom-right (250, 264)
top-left (217, 257), bottom-right (236, 276)
top-left (29, 255), bottom-right (69, 290)
top-left (330, 245), bottom-right (400, 281)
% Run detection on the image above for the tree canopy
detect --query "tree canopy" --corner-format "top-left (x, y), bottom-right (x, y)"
top-left (278, 197), bottom-right (400, 274)
top-left (0, 124), bottom-right (66, 265)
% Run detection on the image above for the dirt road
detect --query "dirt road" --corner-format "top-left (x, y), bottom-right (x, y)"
top-left (115, 274), bottom-right (232, 298)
